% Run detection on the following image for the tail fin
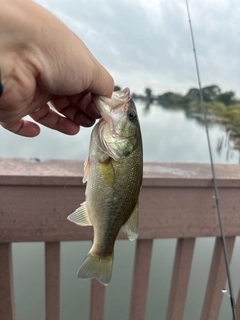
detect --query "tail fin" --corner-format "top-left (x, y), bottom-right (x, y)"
top-left (77, 252), bottom-right (113, 286)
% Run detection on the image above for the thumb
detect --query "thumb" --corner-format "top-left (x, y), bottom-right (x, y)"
top-left (88, 59), bottom-right (114, 98)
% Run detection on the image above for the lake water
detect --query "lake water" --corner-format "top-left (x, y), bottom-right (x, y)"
top-left (1, 101), bottom-right (239, 163)
top-left (1, 101), bottom-right (239, 320)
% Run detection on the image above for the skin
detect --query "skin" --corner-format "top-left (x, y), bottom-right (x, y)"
top-left (0, 0), bottom-right (114, 137)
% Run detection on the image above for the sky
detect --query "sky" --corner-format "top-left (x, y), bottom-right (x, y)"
top-left (35, 0), bottom-right (240, 97)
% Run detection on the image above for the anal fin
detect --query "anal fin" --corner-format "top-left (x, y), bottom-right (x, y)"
top-left (121, 202), bottom-right (139, 241)
top-left (67, 202), bottom-right (92, 226)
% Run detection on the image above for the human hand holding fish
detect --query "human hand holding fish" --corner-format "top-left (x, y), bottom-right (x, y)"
top-left (0, 0), bottom-right (113, 137)
top-left (0, 0), bottom-right (143, 287)
top-left (68, 88), bottom-right (143, 285)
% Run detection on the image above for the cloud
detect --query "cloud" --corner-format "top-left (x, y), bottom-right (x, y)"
top-left (35, 0), bottom-right (240, 97)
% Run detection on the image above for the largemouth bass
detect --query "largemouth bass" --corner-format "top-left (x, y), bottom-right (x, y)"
top-left (68, 87), bottom-right (143, 285)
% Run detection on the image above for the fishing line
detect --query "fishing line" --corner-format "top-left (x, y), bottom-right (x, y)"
top-left (185, 1), bottom-right (237, 319)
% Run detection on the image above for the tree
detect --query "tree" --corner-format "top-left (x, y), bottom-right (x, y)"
top-left (157, 92), bottom-right (190, 105)
top-left (186, 88), bottom-right (199, 100)
top-left (217, 91), bottom-right (235, 105)
top-left (114, 85), bottom-right (121, 91)
top-left (202, 85), bottom-right (221, 102)
top-left (186, 85), bottom-right (222, 102)
top-left (159, 92), bottom-right (175, 101)
top-left (131, 92), bottom-right (137, 99)
top-left (145, 88), bottom-right (152, 97)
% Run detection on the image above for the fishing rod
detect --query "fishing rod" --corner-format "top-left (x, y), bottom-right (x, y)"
top-left (185, 1), bottom-right (237, 319)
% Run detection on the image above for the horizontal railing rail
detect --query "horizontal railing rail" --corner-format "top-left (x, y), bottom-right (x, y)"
top-left (0, 159), bottom-right (240, 320)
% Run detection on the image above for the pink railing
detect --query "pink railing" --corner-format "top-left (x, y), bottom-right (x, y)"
top-left (0, 159), bottom-right (240, 320)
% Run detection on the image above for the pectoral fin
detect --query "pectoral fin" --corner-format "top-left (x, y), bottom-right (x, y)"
top-left (67, 202), bottom-right (92, 226)
top-left (122, 202), bottom-right (139, 241)
top-left (83, 157), bottom-right (91, 183)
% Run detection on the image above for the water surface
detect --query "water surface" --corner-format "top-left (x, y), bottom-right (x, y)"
top-left (1, 101), bottom-right (239, 163)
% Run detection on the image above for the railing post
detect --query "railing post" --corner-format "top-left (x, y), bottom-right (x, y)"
top-left (45, 242), bottom-right (60, 320)
top-left (90, 279), bottom-right (106, 320)
top-left (200, 237), bottom-right (235, 320)
top-left (129, 239), bottom-right (153, 320)
top-left (236, 288), bottom-right (240, 318)
top-left (0, 243), bottom-right (16, 320)
top-left (166, 238), bottom-right (195, 320)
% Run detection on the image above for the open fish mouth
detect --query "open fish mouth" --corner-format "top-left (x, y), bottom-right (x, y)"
top-left (112, 87), bottom-right (130, 101)
top-left (93, 87), bottom-right (131, 119)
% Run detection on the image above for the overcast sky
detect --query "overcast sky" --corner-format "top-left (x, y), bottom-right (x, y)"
top-left (36, 0), bottom-right (240, 97)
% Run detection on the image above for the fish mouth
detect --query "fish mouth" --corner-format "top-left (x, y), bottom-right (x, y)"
top-left (93, 87), bottom-right (132, 138)
top-left (112, 87), bottom-right (130, 101)
top-left (93, 87), bottom-right (131, 119)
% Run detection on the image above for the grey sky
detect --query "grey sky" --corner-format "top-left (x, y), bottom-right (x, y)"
top-left (36, 0), bottom-right (240, 97)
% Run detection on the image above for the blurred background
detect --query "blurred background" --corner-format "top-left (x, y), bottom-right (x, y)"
top-left (1, 0), bottom-right (240, 163)
top-left (1, 0), bottom-right (240, 319)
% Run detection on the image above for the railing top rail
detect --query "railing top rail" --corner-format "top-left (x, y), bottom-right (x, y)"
top-left (1, 158), bottom-right (240, 242)
top-left (1, 158), bottom-right (240, 187)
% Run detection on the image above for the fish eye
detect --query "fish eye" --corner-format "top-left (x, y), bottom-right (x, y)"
top-left (128, 110), bottom-right (137, 121)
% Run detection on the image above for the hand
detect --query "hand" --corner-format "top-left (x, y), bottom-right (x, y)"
top-left (0, 0), bottom-right (114, 137)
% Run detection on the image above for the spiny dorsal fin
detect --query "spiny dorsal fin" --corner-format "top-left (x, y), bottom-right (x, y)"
top-left (67, 202), bottom-right (92, 226)
top-left (121, 202), bottom-right (139, 241)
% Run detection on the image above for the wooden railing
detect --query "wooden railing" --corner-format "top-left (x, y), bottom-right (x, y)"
top-left (0, 159), bottom-right (240, 320)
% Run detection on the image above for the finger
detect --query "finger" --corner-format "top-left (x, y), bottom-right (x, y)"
top-left (69, 92), bottom-right (101, 119)
top-left (1, 119), bottom-right (40, 137)
top-left (52, 102), bottom-right (96, 127)
top-left (72, 110), bottom-right (96, 127)
top-left (30, 103), bottom-right (80, 135)
top-left (51, 92), bottom-right (100, 121)
top-left (88, 60), bottom-right (114, 98)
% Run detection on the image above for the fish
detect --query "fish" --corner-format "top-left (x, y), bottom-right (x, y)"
top-left (67, 87), bottom-right (143, 285)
